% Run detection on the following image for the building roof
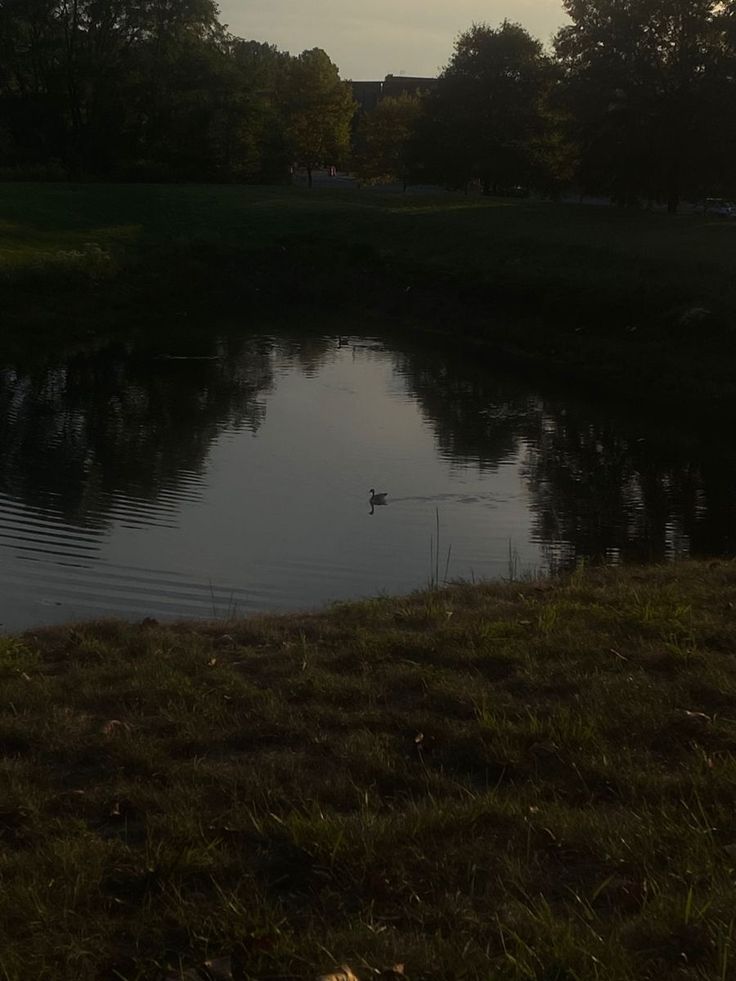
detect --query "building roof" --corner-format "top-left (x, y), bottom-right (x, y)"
top-left (351, 74), bottom-right (437, 112)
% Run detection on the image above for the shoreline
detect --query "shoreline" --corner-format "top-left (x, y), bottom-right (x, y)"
top-left (2, 183), bottom-right (736, 412)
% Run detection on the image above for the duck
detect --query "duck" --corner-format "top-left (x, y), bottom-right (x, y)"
top-left (369, 489), bottom-right (388, 506)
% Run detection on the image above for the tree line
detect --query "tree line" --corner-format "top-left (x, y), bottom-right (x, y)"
top-left (358, 1), bottom-right (736, 212)
top-left (2, 0), bottom-right (735, 209)
top-left (0, 0), bottom-right (353, 183)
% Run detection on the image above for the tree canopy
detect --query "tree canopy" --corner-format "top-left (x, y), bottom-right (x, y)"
top-left (280, 48), bottom-right (355, 186)
top-left (421, 22), bottom-right (554, 193)
top-left (555, 0), bottom-right (736, 209)
top-left (353, 93), bottom-right (424, 187)
top-left (0, 2), bottom-right (354, 181)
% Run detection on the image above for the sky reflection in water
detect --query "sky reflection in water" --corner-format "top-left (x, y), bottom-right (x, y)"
top-left (0, 329), bottom-right (732, 629)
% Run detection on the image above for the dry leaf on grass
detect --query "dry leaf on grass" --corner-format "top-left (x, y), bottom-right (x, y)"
top-left (201, 956), bottom-right (235, 979)
top-left (101, 719), bottom-right (128, 736)
top-left (317, 966), bottom-right (360, 981)
top-left (165, 954), bottom-right (235, 980)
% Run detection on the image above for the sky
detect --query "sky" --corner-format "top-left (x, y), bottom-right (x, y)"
top-left (217, 0), bottom-right (569, 80)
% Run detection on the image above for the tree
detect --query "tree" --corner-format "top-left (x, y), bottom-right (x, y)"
top-left (353, 93), bottom-right (423, 188)
top-left (123, 0), bottom-right (229, 179)
top-left (0, 0), bottom-right (226, 176)
top-left (555, 0), bottom-right (736, 211)
top-left (425, 21), bottom-right (554, 194)
top-left (280, 48), bottom-right (355, 187)
top-left (220, 40), bottom-right (292, 181)
top-left (0, 0), bottom-right (68, 169)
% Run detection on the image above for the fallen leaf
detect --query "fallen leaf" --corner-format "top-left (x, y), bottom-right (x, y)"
top-left (201, 956), bottom-right (234, 979)
top-left (101, 719), bottom-right (125, 736)
top-left (377, 966), bottom-right (406, 979)
top-left (317, 966), bottom-right (359, 981)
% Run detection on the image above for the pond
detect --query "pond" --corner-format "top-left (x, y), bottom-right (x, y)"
top-left (0, 326), bottom-right (734, 630)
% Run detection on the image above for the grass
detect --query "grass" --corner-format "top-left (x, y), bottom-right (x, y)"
top-left (1, 182), bottom-right (736, 404)
top-left (1, 560), bottom-right (735, 979)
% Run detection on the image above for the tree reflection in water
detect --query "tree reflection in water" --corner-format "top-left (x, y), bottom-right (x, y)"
top-left (392, 346), bottom-right (536, 472)
top-left (392, 339), bottom-right (736, 570)
top-left (0, 328), bottom-right (733, 572)
top-left (0, 335), bottom-right (276, 529)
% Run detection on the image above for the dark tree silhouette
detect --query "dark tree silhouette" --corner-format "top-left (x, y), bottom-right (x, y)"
top-left (422, 21), bottom-right (555, 194)
top-left (556, 0), bottom-right (736, 210)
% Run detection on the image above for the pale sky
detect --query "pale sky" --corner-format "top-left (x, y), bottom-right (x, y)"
top-left (217, 0), bottom-right (569, 79)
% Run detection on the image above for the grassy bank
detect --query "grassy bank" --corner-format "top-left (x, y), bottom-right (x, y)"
top-left (1, 561), bottom-right (735, 979)
top-left (2, 183), bottom-right (736, 405)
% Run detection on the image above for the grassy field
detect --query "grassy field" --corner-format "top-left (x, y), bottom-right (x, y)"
top-left (2, 182), bottom-right (736, 404)
top-left (1, 560), bottom-right (735, 980)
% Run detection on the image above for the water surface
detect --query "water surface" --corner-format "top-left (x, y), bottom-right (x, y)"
top-left (0, 329), bottom-right (733, 630)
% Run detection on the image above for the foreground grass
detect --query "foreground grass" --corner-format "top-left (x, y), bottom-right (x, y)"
top-left (1, 561), bottom-right (735, 979)
top-left (2, 182), bottom-right (736, 405)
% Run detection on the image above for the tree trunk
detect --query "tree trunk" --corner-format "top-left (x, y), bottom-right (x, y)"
top-left (307, 166), bottom-right (313, 188)
top-left (63, 0), bottom-right (84, 175)
top-left (666, 158), bottom-right (680, 214)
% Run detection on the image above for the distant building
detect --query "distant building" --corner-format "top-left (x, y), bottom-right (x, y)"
top-left (351, 81), bottom-right (383, 114)
top-left (351, 74), bottom-right (437, 113)
top-left (382, 74), bottom-right (437, 100)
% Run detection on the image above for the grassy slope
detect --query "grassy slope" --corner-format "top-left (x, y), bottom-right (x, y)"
top-left (1, 561), bottom-right (735, 980)
top-left (2, 183), bottom-right (736, 402)
top-left (3, 182), bottom-right (735, 314)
